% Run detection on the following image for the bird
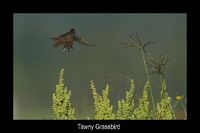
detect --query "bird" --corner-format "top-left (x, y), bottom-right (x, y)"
top-left (48, 28), bottom-right (95, 52)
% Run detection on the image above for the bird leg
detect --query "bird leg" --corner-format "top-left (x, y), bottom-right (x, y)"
top-left (66, 45), bottom-right (70, 53)
top-left (62, 44), bottom-right (70, 52)
top-left (62, 45), bottom-right (66, 52)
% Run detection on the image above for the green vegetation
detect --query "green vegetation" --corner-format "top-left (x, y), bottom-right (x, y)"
top-left (133, 80), bottom-right (150, 120)
top-left (51, 68), bottom-right (186, 120)
top-left (90, 80), bottom-right (115, 120)
top-left (122, 32), bottom-right (156, 117)
top-left (52, 68), bottom-right (75, 120)
top-left (116, 79), bottom-right (135, 120)
top-left (156, 79), bottom-right (175, 120)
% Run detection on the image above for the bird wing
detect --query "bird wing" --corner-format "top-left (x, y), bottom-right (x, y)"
top-left (48, 32), bottom-right (68, 40)
top-left (47, 37), bottom-right (63, 47)
top-left (59, 32), bottom-right (69, 37)
top-left (74, 35), bottom-right (96, 47)
top-left (48, 37), bottom-right (65, 47)
top-left (53, 39), bottom-right (65, 47)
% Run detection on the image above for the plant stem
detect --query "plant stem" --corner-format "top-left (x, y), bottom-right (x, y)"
top-left (159, 75), bottom-right (162, 84)
top-left (180, 101), bottom-right (187, 119)
top-left (172, 101), bottom-right (179, 110)
top-left (169, 101), bottom-right (176, 119)
top-left (141, 51), bottom-right (150, 80)
top-left (141, 50), bottom-right (156, 118)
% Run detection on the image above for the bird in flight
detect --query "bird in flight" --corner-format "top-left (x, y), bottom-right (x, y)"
top-left (49, 28), bottom-right (95, 52)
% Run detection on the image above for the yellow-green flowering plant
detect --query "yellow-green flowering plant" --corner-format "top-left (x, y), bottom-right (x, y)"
top-left (52, 68), bottom-right (75, 120)
top-left (132, 80), bottom-right (150, 120)
top-left (117, 79), bottom-right (135, 120)
top-left (90, 80), bottom-right (115, 120)
top-left (156, 79), bottom-right (175, 120)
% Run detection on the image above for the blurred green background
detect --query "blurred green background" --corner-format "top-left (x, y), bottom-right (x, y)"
top-left (14, 13), bottom-right (186, 119)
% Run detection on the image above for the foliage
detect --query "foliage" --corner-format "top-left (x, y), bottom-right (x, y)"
top-left (122, 32), bottom-right (154, 51)
top-left (51, 69), bottom-right (178, 120)
top-left (156, 79), bottom-right (174, 120)
top-left (90, 80), bottom-right (115, 120)
top-left (52, 68), bottom-right (75, 120)
top-left (132, 80), bottom-right (150, 120)
top-left (51, 75), bottom-right (178, 120)
top-left (117, 79), bottom-right (135, 120)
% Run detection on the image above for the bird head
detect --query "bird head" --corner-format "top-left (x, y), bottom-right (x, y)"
top-left (70, 28), bottom-right (75, 34)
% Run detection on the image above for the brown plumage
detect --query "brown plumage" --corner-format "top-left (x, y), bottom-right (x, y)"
top-left (49, 28), bottom-right (95, 52)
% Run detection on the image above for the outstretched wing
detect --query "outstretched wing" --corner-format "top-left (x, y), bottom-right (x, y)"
top-left (53, 39), bottom-right (65, 47)
top-left (59, 32), bottom-right (69, 38)
top-left (48, 37), bottom-right (65, 47)
top-left (74, 35), bottom-right (96, 47)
